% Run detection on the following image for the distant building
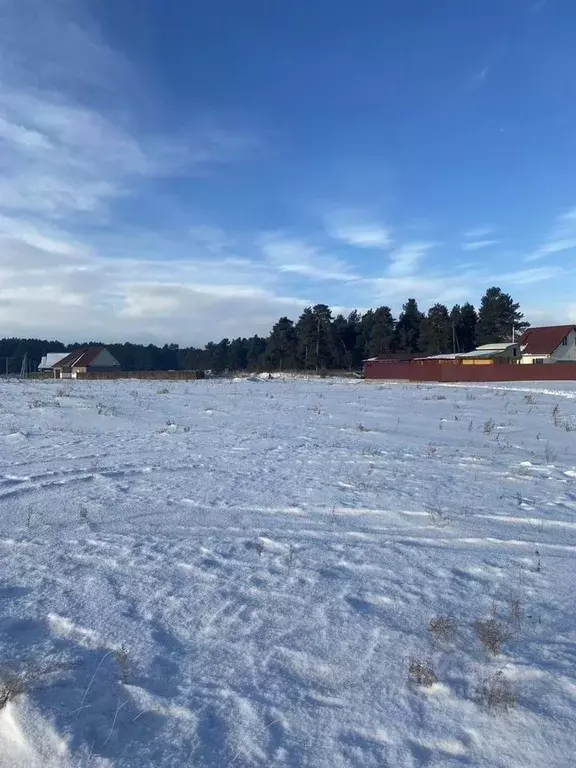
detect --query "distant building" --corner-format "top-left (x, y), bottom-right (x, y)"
top-left (38, 353), bottom-right (70, 372)
top-left (50, 347), bottom-right (121, 379)
top-left (518, 325), bottom-right (576, 364)
top-left (414, 342), bottom-right (520, 365)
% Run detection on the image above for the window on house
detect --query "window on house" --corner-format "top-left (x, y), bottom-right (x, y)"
top-left (532, 358), bottom-right (545, 364)
top-left (562, 336), bottom-right (568, 345)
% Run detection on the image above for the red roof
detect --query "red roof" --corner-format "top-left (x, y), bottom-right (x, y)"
top-left (54, 347), bottom-right (108, 369)
top-left (519, 325), bottom-right (575, 355)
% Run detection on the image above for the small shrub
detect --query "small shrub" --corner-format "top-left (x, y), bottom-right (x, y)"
top-left (426, 503), bottom-right (449, 527)
top-left (157, 387), bottom-right (170, 395)
top-left (429, 614), bottom-right (457, 645)
top-left (474, 617), bottom-right (513, 655)
top-left (357, 424), bottom-right (370, 432)
top-left (476, 671), bottom-right (516, 712)
top-left (0, 662), bottom-right (64, 710)
top-left (113, 644), bottom-right (129, 684)
top-left (96, 403), bottom-right (117, 416)
top-left (508, 597), bottom-right (524, 631)
top-left (483, 418), bottom-right (495, 435)
top-left (524, 394), bottom-right (535, 404)
top-left (543, 442), bottom-right (558, 463)
top-left (0, 668), bottom-right (28, 709)
top-left (408, 658), bottom-right (437, 687)
top-left (425, 443), bottom-right (438, 458)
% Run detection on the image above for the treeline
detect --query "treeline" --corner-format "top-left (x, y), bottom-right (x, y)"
top-left (0, 287), bottom-right (528, 373)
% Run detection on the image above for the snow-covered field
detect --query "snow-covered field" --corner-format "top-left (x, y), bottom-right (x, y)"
top-left (1, 377), bottom-right (575, 767)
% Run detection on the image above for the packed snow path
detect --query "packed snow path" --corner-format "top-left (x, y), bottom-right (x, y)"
top-left (0, 377), bottom-right (575, 767)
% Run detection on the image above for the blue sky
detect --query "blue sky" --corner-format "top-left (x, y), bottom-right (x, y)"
top-left (0, 0), bottom-right (575, 344)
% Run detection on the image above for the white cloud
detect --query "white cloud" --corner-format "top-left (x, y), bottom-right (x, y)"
top-left (495, 266), bottom-right (564, 285)
top-left (387, 242), bottom-right (436, 277)
top-left (260, 233), bottom-right (358, 281)
top-left (463, 225), bottom-right (496, 239)
top-left (0, 0), bottom-right (277, 345)
top-left (369, 273), bottom-right (474, 308)
top-left (0, 227), bottom-right (307, 344)
top-left (324, 211), bottom-right (392, 249)
top-left (526, 207), bottom-right (576, 262)
top-left (462, 239), bottom-right (500, 251)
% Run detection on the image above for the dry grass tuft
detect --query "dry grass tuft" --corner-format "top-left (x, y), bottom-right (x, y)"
top-left (474, 617), bottom-right (513, 655)
top-left (408, 658), bottom-right (438, 687)
top-left (429, 614), bottom-right (457, 645)
top-left (0, 662), bottom-right (64, 710)
top-left (113, 644), bottom-right (129, 684)
top-left (476, 670), bottom-right (516, 712)
top-left (507, 597), bottom-right (524, 632)
top-left (483, 418), bottom-right (496, 435)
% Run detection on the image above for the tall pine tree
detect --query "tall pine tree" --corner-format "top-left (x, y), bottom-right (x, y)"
top-left (477, 287), bottom-right (529, 345)
top-left (395, 298), bottom-right (425, 353)
top-left (421, 304), bottom-right (451, 355)
top-left (450, 303), bottom-right (478, 352)
top-left (265, 317), bottom-right (298, 370)
top-left (366, 306), bottom-right (395, 358)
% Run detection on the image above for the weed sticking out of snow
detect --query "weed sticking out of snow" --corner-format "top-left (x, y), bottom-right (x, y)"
top-left (428, 614), bottom-right (457, 646)
top-left (0, 661), bottom-right (66, 710)
top-left (408, 658), bottom-right (438, 687)
top-left (474, 617), bottom-right (514, 656)
top-left (476, 670), bottom-right (516, 713)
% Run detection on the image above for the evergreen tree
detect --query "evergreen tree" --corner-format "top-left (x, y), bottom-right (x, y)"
top-left (246, 336), bottom-right (266, 370)
top-left (332, 312), bottom-right (361, 370)
top-left (457, 302), bottom-right (478, 352)
top-left (356, 310), bottom-right (375, 360)
top-left (421, 304), bottom-right (451, 355)
top-left (310, 304), bottom-right (334, 371)
top-left (296, 305), bottom-right (334, 370)
top-left (228, 338), bottom-right (249, 371)
top-left (395, 298), bottom-right (425, 353)
top-left (476, 287), bottom-right (529, 345)
top-left (366, 306), bottom-right (395, 358)
top-left (295, 307), bottom-right (316, 369)
top-left (265, 317), bottom-right (298, 370)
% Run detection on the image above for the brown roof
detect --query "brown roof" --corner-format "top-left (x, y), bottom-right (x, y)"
top-left (54, 347), bottom-right (108, 369)
top-left (519, 325), bottom-right (575, 355)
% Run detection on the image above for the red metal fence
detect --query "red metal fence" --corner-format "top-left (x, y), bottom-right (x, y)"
top-left (76, 370), bottom-right (205, 380)
top-left (364, 360), bottom-right (576, 383)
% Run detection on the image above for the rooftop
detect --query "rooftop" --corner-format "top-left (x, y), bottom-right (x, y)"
top-left (519, 325), bottom-right (575, 355)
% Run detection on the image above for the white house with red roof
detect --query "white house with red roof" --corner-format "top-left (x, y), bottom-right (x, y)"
top-left (49, 347), bottom-right (121, 378)
top-left (518, 325), bottom-right (576, 364)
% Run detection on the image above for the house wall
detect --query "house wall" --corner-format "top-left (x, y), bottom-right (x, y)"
top-left (551, 328), bottom-right (576, 362)
top-left (520, 354), bottom-right (552, 365)
top-left (520, 328), bottom-right (576, 364)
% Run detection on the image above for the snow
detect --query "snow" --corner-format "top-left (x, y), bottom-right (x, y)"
top-left (0, 377), bottom-right (575, 767)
